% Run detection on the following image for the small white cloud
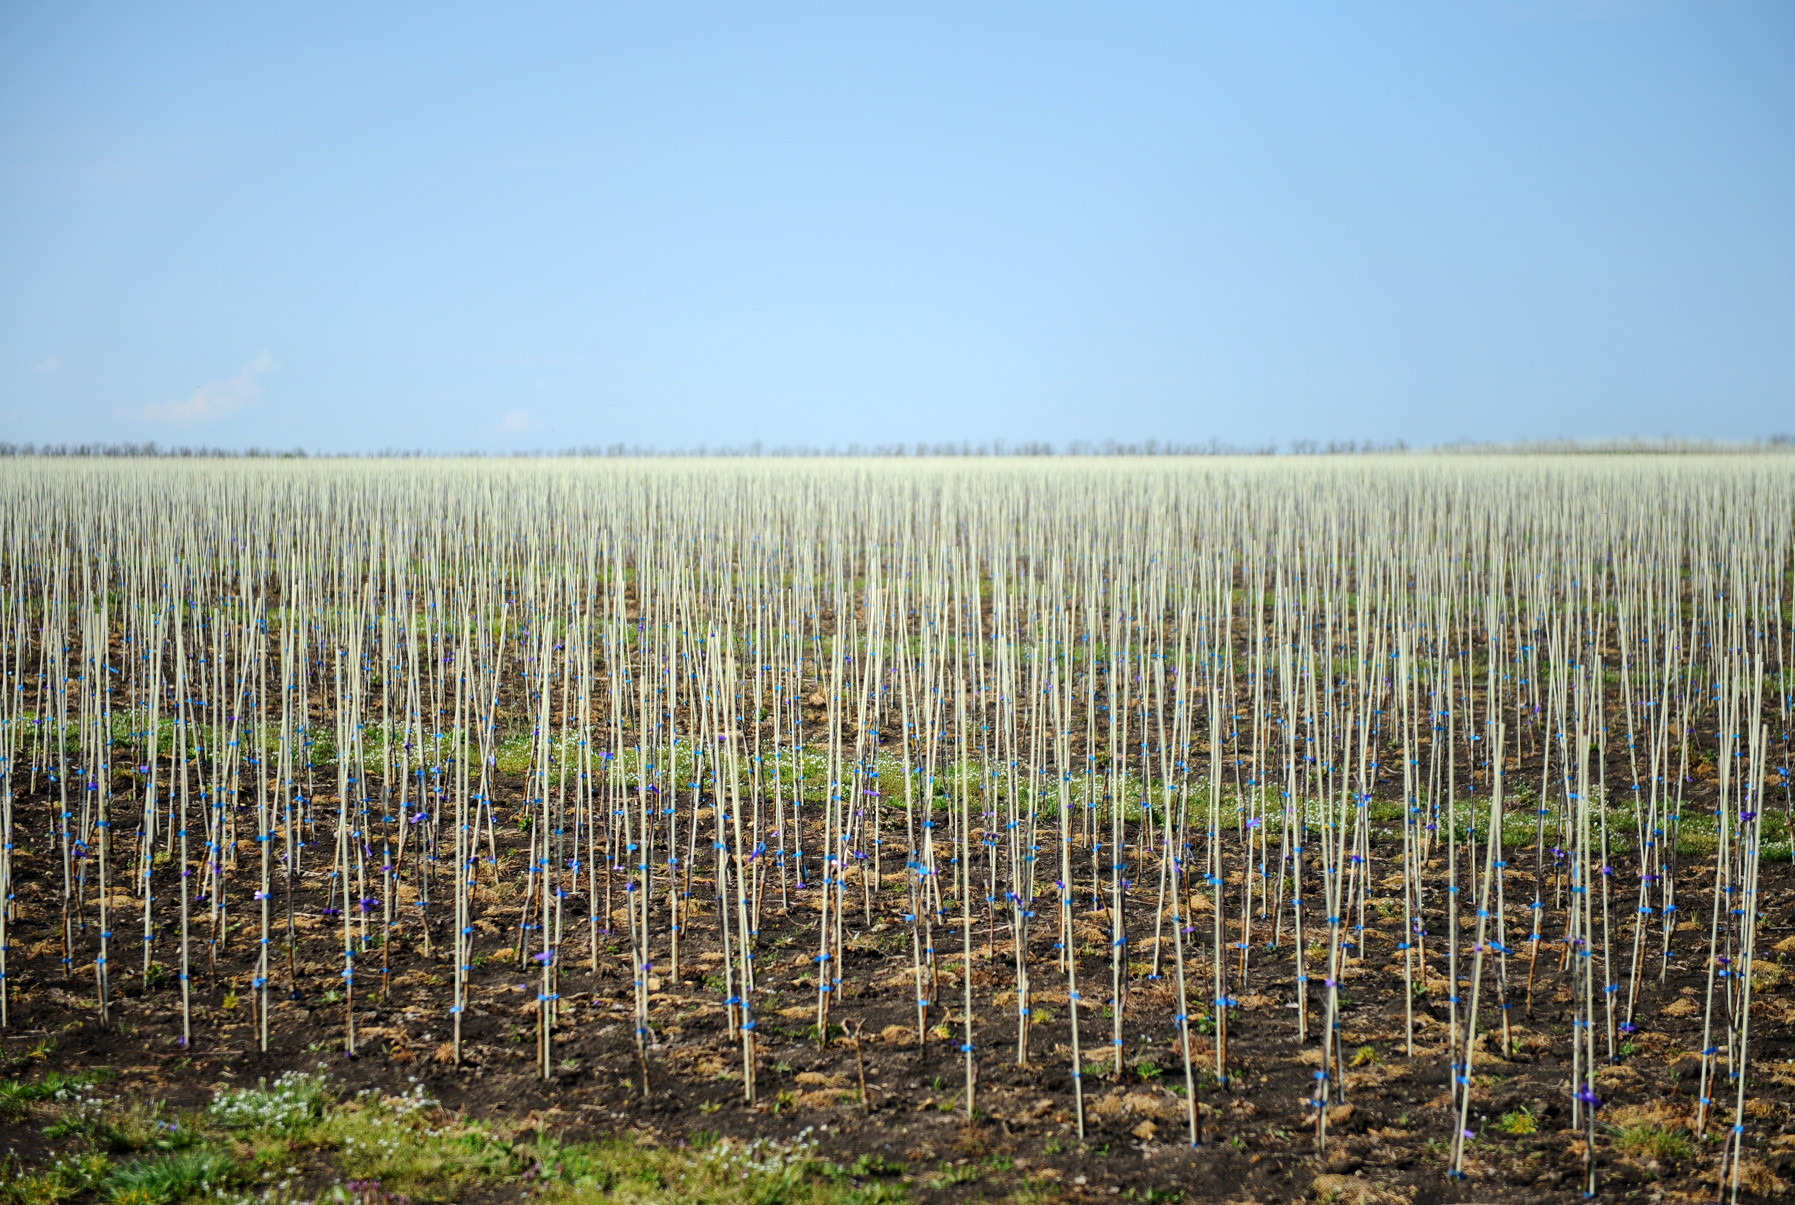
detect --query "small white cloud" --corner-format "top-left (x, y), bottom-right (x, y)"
top-left (33, 356), bottom-right (59, 373)
top-left (144, 353), bottom-right (276, 424)
top-left (501, 409), bottom-right (535, 432)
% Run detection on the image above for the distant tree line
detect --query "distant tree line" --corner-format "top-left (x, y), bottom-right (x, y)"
top-left (1435, 434), bottom-right (1795, 455)
top-left (1, 434), bottom-right (1788, 459)
top-left (0, 442), bottom-right (308, 458)
top-left (0, 438), bottom-right (1282, 459)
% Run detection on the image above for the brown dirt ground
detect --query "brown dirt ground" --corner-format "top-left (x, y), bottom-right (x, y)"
top-left (3, 772), bottom-right (1793, 1205)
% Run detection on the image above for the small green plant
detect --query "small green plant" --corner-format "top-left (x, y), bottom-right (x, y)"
top-left (846, 1152), bottom-right (907, 1176)
top-left (929, 1161), bottom-right (979, 1187)
top-left (1134, 1060), bottom-right (1162, 1081)
top-left (45, 1106), bottom-right (128, 1150)
top-left (105, 1148), bottom-right (240, 1205)
top-left (1495, 1106), bottom-right (1537, 1136)
top-left (0, 1071), bottom-right (106, 1123)
top-left (0, 1082), bottom-right (34, 1124)
top-left (1611, 1122), bottom-right (1695, 1162)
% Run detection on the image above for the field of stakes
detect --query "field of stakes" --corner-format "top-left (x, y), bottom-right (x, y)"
top-left (0, 454), bottom-right (1792, 1205)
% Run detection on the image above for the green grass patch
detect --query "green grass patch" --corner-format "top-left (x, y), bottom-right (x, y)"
top-left (3, 1069), bottom-right (903, 1205)
top-left (0, 1071), bottom-right (110, 1123)
top-left (1610, 1121), bottom-right (1695, 1162)
top-left (106, 1149), bottom-right (240, 1205)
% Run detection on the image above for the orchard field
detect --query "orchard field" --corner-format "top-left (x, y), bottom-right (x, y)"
top-left (0, 455), bottom-right (1791, 1205)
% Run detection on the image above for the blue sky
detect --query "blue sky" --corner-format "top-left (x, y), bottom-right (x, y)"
top-left (2, 3), bottom-right (1790, 452)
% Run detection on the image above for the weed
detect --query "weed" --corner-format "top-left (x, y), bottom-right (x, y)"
top-left (0, 1072), bottom-right (108, 1124)
top-left (0, 1150), bottom-right (111, 1205)
top-left (928, 1161), bottom-right (979, 1188)
top-left (1495, 1107), bottom-right (1537, 1136)
top-left (314, 1084), bottom-right (514, 1201)
top-left (105, 1149), bottom-right (239, 1204)
top-left (845, 1153), bottom-right (907, 1177)
top-left (1610, 1122), bottom-right (1695, 1163)
top-left (209, 1071), bottom-right (336, 1136)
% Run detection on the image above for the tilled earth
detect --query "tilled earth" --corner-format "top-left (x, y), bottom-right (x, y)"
top-left (3, 808), bottom-right (1794, 1205)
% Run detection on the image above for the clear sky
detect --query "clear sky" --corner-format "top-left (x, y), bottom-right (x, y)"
top-left (2, 3), bottom-right (1791, 453)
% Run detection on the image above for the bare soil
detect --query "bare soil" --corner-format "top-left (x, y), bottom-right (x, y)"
top-left (3, 762), bottom-right (1793, 1205)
